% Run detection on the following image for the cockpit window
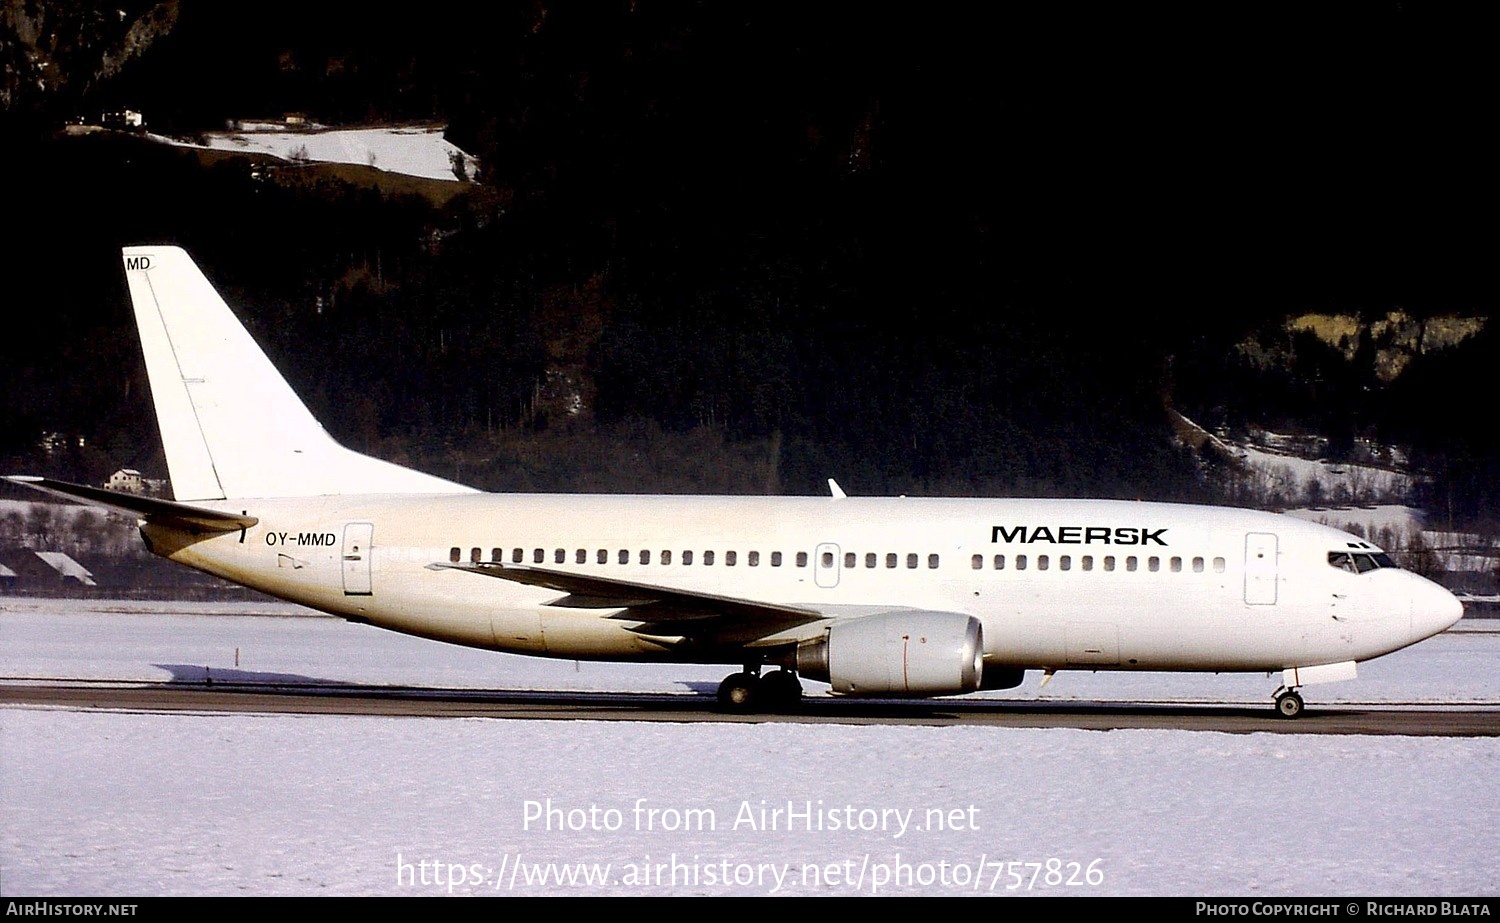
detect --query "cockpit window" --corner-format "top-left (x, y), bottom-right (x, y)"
top-left (1328, 551), bottom-right (1399, 574)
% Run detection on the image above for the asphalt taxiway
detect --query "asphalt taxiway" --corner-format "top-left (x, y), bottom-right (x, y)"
top-left (4, 681), bottom-right (1496, 735)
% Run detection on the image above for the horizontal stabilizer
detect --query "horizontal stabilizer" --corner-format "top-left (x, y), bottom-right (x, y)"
top-left (5, 477), bottom-right (257, 534)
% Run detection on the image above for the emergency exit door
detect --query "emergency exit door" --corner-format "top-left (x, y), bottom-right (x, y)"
top-left (343, 522), bottom-right (374, 596)
top-left (1244, 532), bottom-right (1278, 605)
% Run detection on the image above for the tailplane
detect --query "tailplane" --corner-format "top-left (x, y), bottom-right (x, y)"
top-left (123, 246), bottom-right (475, 501)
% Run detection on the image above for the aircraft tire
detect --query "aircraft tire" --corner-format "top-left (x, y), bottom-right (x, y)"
top-left (759, 670), bottom-right (804, 711)
top-left (717, 672), bottom-right (761, 712)
top-left (1275, 689), bottom-right (1305, 719)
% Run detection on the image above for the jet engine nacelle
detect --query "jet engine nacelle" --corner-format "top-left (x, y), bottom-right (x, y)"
top-left (797, 611), bottom-right (984, 696)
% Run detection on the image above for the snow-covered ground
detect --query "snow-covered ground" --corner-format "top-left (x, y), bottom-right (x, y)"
top-left (1285, 504), bottom-right (1425, 548)
top-left (154, 124), bottom-right (478, 183)
top-left (2, 599), bottom-right (1498, 896)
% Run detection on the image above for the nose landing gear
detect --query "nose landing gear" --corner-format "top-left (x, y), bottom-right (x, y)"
top-left (1273, 686), bottom-right (1305, 718)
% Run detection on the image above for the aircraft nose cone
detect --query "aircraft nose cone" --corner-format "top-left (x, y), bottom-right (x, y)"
top-left (1413, 582), bottom-right (1464, 639)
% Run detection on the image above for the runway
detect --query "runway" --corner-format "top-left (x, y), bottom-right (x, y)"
top-left (4, 680), bottom-right (1497, 735)
top-left (4, 598), bottom-right (1499, 736)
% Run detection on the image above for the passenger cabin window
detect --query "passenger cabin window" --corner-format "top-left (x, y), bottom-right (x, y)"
top-left (618, 549), bottom-right (629, 565)
top-left (726, 551), bottom-right (736, 566)
top-left (797, 552), bottom-right (808, 568)
top-left (684, 551), bottom-right (694, 565)
top-left (533, 548), bottom-right (544, 564)
top-left (771, 552), bottom-right (782, 567)
top-left (749, 551), bottom-right (760, 566)
top-left (906, 553), bottom-right (918, 569)
top-left (514, 548), bottom-right (525, 564)
top-left (844, 552), bottom-right (855, 568)
top-left (866, 553), bottom-right (877, 569)
top-left (972, 554), bottom-right (984, 570)
top-left (993, 554), bottom-right (1005, 570)
top-left (597, 549), bottom-right (607, 564)
top-left (576, 549), bottom-right (587, 564)
top-left (705, 551), bottom-right (715, 565)
top-left (449, 547), bottom-right (461, 563)
top-left (662, 550), bottom-right (672, 565)
top-left (554, 548), bottom-right (565, 564)
top-left (886, 553), bottom-right (898, 569)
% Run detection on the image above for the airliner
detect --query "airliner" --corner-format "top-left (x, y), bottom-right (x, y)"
top-left (7, 247), bottom-right (1464, 717)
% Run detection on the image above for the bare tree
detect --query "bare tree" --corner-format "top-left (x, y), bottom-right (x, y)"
top-left (1304, 474), bottom-right (1325, 508)
top-left (24, 504), bottom-right (60, 549)
top-left (0, 510), bottom-right (23, 546)
top-left (1400, 528), bottom-right (1445, 580)
top-left (70, 509), bottom-right (103, 556)
top-left (1346, 465), bottom-right (1370, 506)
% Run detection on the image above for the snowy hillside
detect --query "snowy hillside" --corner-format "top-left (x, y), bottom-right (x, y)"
top-left (153, 123), bottom-right (479, 183)
top-left (1236, 440), bottom-right (1414, 507)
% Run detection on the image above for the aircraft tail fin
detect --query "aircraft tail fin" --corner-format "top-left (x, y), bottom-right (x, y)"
top-left (122, 246), bottom-right (476, 501)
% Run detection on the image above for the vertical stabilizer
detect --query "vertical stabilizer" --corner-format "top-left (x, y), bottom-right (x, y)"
top-left (123, 246), bottom-right (475, 501)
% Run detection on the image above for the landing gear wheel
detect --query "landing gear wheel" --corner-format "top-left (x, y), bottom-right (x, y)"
top-left (1274, 689), bottom-right (1305, 719)
top-left (716, 672), bottom-right (762, 712)
top-left (758, 670), bottom-right (804, 711)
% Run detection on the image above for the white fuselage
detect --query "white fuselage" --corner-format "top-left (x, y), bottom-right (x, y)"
top-left (14, 246), bottom-right (1462, 709)
top-left (146, 494), bottom-right (1463, 675)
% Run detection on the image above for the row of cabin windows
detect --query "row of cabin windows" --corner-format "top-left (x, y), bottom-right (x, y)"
top-left (449, 547), bottom-right (944, 569)
top-left (834, 551), bottom-right (941, 569)
top-left (971, 553), bottom-right (1227, 574)
top-left (445, 545), bottom-right (1225, 576)
top-left (455, 547), bottom-right (798, 567)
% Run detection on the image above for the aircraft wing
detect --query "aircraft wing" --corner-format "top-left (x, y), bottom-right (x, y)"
top-left (4, 476), bottom-right (257, 534)
top-left (429, 561), bottom-right (826, 636)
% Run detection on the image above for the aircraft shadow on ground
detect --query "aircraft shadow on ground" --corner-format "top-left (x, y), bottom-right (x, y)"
top-left (155, 663), bottom-right (354, 686)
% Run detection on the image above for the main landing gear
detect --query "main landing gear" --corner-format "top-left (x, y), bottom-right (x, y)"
top-left (716, 666), bottom-right (804, 713)
top-left (1273, 686), bottom-right (1305, 719)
